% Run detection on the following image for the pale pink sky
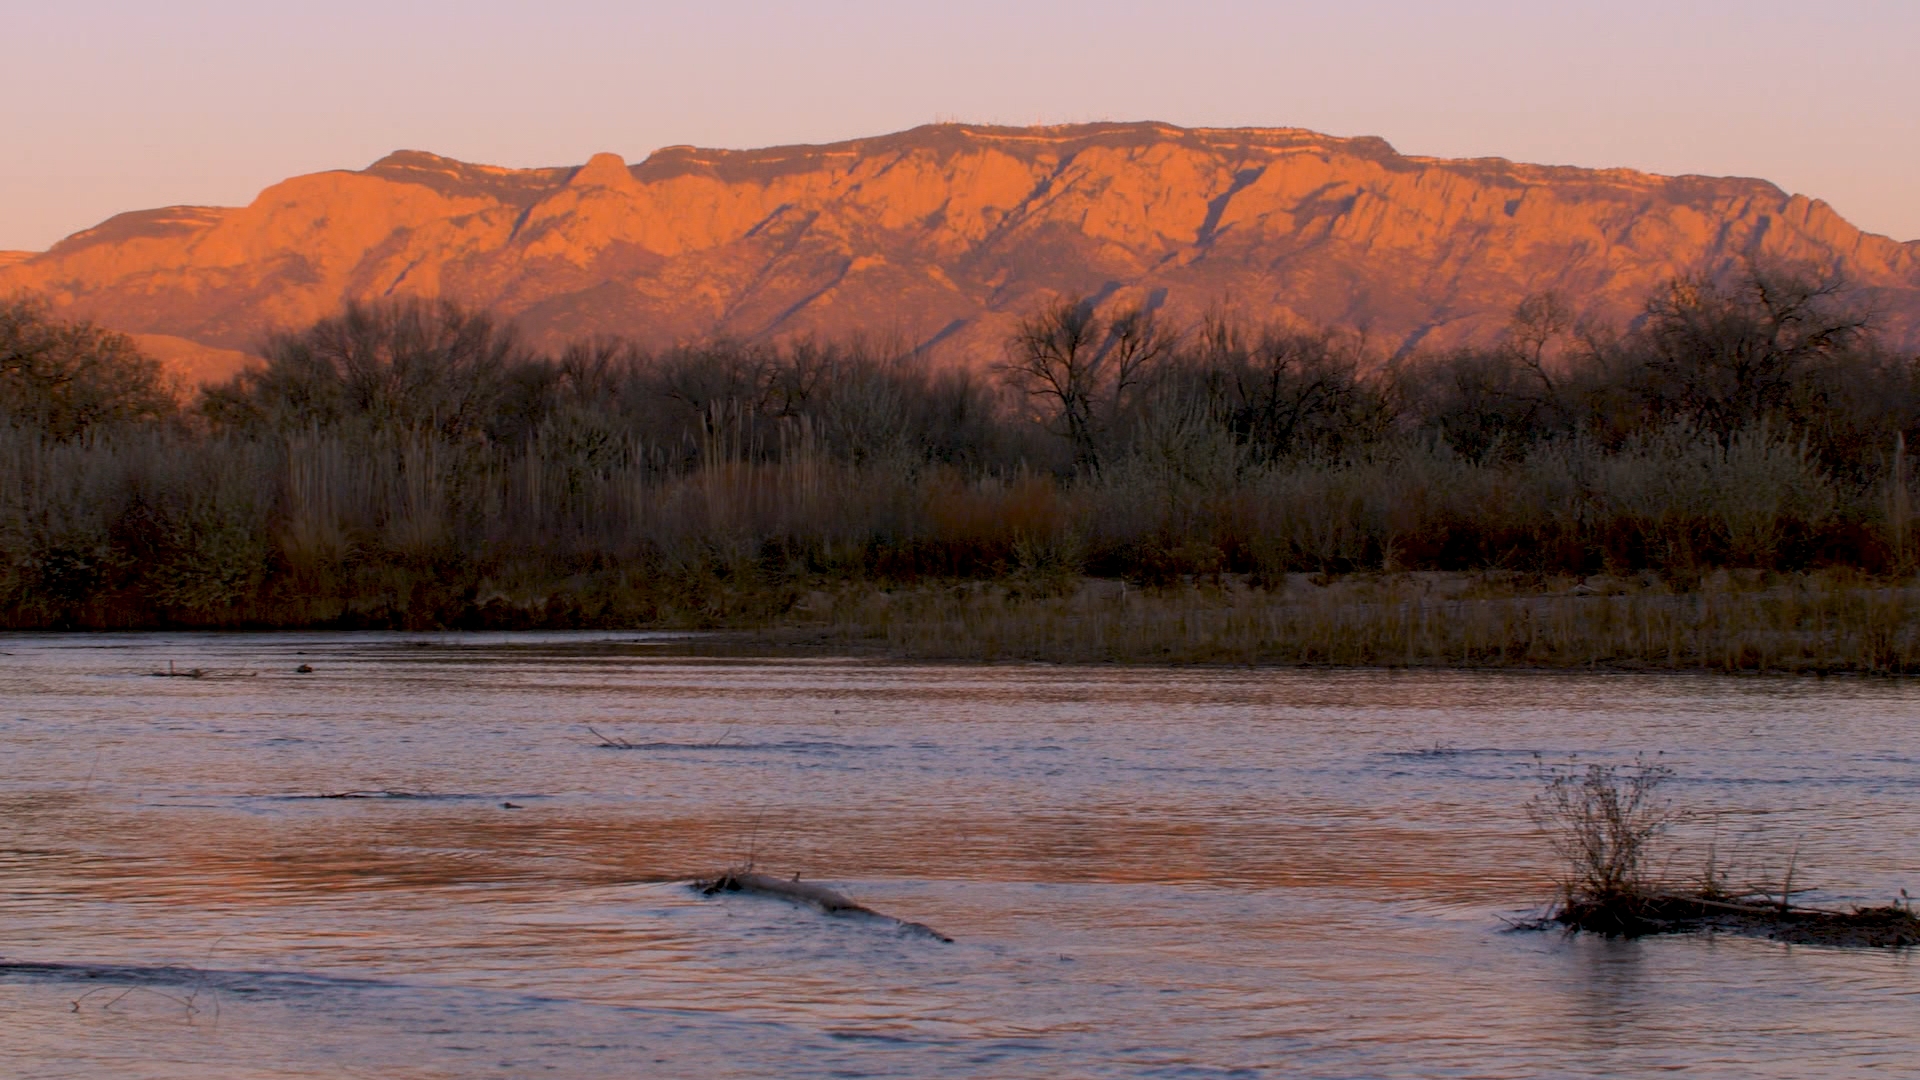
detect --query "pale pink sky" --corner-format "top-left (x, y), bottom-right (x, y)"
top-left (4, 0), bottom-right (1916, 251)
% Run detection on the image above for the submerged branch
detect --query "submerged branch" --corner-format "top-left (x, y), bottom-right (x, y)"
top-left (692, 870), bottom-right (953, 943)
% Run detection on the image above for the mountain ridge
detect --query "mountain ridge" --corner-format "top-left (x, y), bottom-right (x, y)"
top-left (6, 121), bottom-right (1918, 383)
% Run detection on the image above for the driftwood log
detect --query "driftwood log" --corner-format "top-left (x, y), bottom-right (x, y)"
top-left (694, 870), bottom-right (953, 942)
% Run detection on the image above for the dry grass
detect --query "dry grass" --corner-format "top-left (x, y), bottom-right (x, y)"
top-left (4, 415), bottom-right (1918, 672)
top-left (770, 570), bottom-right (1920, 673)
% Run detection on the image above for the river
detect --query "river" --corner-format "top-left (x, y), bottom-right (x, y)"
top-left (2, 632), bottom-right (1915, 1077)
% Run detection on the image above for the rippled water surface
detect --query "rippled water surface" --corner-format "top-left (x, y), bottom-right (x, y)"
top-left (3, 632), bottom-right (1917, 1078)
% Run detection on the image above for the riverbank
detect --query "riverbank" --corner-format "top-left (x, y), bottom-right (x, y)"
top-left (757, 570), bottom-right (1920, 673)
top-left (10, 567), bottom-right (1920, 675)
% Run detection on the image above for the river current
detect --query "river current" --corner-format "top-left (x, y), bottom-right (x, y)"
top-left (2, 632), bottom-right (1916, 1077)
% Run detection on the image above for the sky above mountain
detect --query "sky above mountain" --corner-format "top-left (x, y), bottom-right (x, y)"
top-left (5, 0), bottom-right (1917, 252)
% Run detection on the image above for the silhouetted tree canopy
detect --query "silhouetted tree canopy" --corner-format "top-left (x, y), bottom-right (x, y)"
top-left (201, 299), bottom-right (546, 441)
top-left (0, 295), bottom-right (175, 438)
top-left (11, 261), bottom-right (1920, 633)
top-left (1001, 296), bottom-right (1172, 471)
top-left (1627, 266), bottom-right (1874, 441)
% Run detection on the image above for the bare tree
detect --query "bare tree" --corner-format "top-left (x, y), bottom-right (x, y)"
top-left (1501, 291), bottom-right (1574, 399)
top-left (1000, 296), bottom-right (1171, 470)
top-left (1632, 263), bottom-right (1873, 441)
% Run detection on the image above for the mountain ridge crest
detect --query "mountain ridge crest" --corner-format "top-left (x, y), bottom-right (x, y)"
top-left (5, 121), bottom-right (1916, 384)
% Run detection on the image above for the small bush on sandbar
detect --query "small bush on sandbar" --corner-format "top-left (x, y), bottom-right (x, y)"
top-left (1529, 757), bottom-right (1676, 905)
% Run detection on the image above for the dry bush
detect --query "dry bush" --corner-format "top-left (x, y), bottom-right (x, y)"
top-left (1528, 759), bottom-right (1677, 902)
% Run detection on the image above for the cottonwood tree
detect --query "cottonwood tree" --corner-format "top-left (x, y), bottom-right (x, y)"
top-left (202, 299), bottom-right (542, 440)
top-left (1176, 314), bottom-right (1388, 462)
top-left (1502, 292), bottom-right (1576, 396)
top-left (1401, 301), bottom-right (1645, 453)
top-left (1398, 294), bottom-right (1581, 461)
top-left (1630, 264), bottom-right (1873, 442)
top-left (1001, 296), bottom-right (1171, 471)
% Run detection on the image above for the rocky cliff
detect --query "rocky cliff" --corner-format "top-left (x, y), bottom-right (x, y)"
top-left (6, 122), bottom-right (1918, 381)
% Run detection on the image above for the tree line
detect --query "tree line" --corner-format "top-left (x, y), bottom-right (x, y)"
top-left (2, 262), bottom-right (1916, 628)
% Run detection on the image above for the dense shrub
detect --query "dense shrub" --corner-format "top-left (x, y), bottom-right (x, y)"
top-left (0, 295), bottom-right (175, 438)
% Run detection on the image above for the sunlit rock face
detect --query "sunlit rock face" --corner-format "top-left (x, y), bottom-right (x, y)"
top-left (6, 122), bottom-right (1919, 380)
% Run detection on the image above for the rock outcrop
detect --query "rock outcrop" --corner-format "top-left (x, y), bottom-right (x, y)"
top-left (6, 122), bottom-right (1918, 381)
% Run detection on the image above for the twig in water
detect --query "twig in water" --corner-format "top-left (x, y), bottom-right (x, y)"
top-left (741, 805), bottom-right (769, 874)
top-left (1781, 837), bottom-right (1802, 914)
top-left (72, 975), bottom-right (205, 1020)
top-left (147, 662), bottom-right (256, 679)
top-left (586, 725), bottom-right (636, 749)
